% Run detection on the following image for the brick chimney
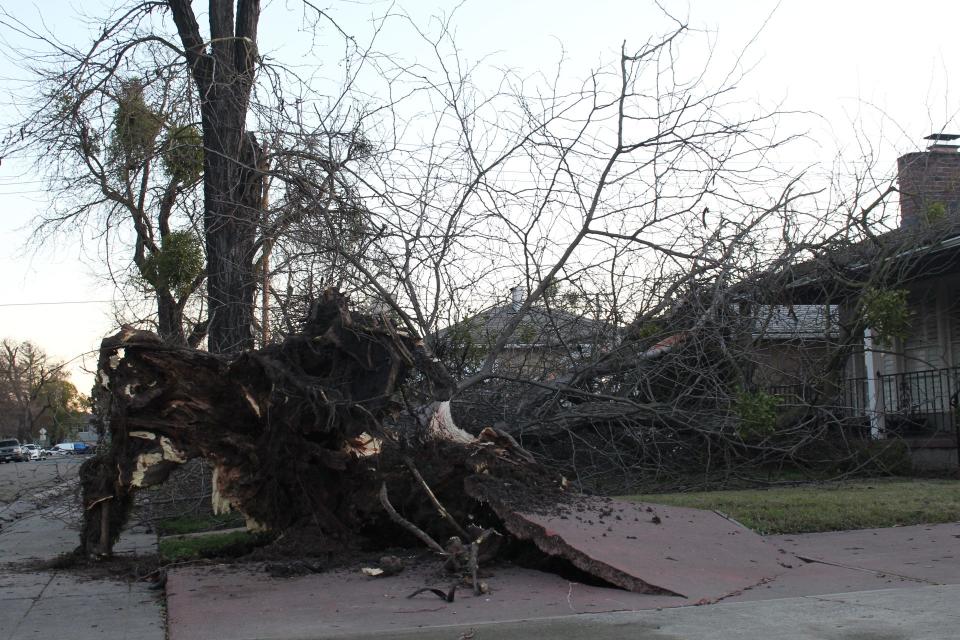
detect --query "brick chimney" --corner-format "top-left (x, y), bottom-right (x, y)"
top-left (898, 133), bottom-right (960, 228)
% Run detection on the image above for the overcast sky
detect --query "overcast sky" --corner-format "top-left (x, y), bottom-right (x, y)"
top-left (1, 0), bottom-right (958, 393)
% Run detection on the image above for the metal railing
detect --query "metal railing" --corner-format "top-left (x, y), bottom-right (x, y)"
top-left (877, 367), bottom-right (958, 434)
top-left (767, 368), bottom-right (959, 436)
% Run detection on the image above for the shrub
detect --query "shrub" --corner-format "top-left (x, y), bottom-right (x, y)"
top-left (924, 201), bottom-right (947, 224)
top-left (860, 288), bottom-right (910, 344)
top-left (734, 390), bottom-right (781, 439)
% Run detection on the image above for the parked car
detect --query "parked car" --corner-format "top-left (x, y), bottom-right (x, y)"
top-left (54, 442), bottom-right (95, 455)
top-left (0, 439), bottom-right (24, 463)
top-left (22, 444), bottom-right (43, 460)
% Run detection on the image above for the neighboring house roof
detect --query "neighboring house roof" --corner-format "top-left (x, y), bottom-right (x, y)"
top-left (763, 144), bottom-right (960, 304)
top-left (640, 331), bottom-right (687, 359)
top-left (438, 302), bottom-right (612, 350)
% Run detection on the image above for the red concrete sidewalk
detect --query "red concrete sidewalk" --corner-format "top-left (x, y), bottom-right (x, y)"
top-left (166, 522), bottom-right (960, 640)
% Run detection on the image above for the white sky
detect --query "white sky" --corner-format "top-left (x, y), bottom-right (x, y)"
top-left (1, 0), bottom-right (958, 393)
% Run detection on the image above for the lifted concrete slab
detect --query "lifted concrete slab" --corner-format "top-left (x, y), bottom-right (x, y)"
top-left (489, 497), bottom-right (791, 600)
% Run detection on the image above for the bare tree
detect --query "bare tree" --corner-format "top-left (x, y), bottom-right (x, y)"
top-left (260, 12), bottom-right (924, 491)
top-left (0, 339), bottom-right (87, 444)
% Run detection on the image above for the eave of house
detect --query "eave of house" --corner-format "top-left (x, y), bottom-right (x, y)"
top-left (780, 229), bottom-right (960, 304)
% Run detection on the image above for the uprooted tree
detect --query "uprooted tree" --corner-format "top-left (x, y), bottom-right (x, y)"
top-left (82, 290), bottom-right (567, 586)
top-left (4, 1), bottom-right (925, 574)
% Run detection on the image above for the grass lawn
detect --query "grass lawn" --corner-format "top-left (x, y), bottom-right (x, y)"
top-left (157, 512), bottom-right (266, 562)
top-left (156, 512), bottom-right (246, 536)
top-left (619, 478), bottom-right (960, 535)
top-left (158, 530), bottom-right (270, 562)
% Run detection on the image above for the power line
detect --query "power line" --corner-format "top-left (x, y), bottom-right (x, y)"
top-left (0, 299), bottom-right (116, 308)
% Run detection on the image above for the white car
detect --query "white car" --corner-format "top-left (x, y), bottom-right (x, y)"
top-left (22, 444), bottom-right (43, 460)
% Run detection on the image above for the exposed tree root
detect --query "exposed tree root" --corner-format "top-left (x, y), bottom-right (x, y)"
top-left (79, 290), bottom-right (568, 589)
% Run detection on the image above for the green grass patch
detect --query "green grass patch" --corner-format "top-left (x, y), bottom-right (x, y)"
top-left (158, 530), bottom-right (270, 562)
top-left (619, 478), bottom-right (960, 535)
top-left (156, 512), bottom-right (245, 536)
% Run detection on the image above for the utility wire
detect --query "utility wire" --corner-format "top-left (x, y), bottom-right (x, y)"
top-left (0, 299), bottom-right (116, 307)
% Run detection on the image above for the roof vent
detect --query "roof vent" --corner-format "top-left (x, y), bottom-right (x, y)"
top-left (924, 133), bottom-right (960, 153)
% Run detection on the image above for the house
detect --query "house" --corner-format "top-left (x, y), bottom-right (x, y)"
top-left (774, 134), bottom-right (960, 468)
top-left (749, 304), bottom-right (839, 393)
top-left (431, 286), bottom-right (617, 431)
top-left (434, 286), bottom-right (615, 380)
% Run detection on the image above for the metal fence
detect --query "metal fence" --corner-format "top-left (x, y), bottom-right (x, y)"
top-left (767, 368), bottom-right (959, 436)
top-left (877, 367), bottom-right (958, 435)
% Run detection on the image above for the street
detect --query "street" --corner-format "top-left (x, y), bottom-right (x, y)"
top-left (0, 457), bottom-right (84, 504)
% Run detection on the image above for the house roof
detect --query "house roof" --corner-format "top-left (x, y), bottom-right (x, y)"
top-left (437, 302), bottom-right (612, 349)
top-left (772, 219), bottom-right (960, 304)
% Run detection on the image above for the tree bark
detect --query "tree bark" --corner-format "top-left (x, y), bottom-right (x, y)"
top-left (168, 0), bottom-right (263, 354)
top-left (156, 289), bottom-right (187, 346)
top-left (202, 131), bottom-right (262, 353)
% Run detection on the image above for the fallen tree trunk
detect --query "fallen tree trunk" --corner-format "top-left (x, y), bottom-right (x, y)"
top-left (80, 290), bottom-right (563, 559)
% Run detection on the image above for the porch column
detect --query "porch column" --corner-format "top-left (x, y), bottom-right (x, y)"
top-left (863, 327), bottom-right (886, 439)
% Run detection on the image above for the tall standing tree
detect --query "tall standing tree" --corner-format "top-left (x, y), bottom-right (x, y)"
top-left (167, 0), bottom-right (264, 354)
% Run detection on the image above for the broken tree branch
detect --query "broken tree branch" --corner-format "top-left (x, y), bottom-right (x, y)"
top-left (378, 482), bottom-right (445, 554)
top-left (404, 455), bottom-right (470, 539)
top-left (468, 528), bottom-right (497, 595)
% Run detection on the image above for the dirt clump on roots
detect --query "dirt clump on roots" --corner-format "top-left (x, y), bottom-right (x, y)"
top-left (77, 290), bottom-right (595, 592)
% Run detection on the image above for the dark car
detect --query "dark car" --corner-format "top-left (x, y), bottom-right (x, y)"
top-left (0, 438), bottom-right (24, 463)
top-left (74, 442), bottom-right (95, 454)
